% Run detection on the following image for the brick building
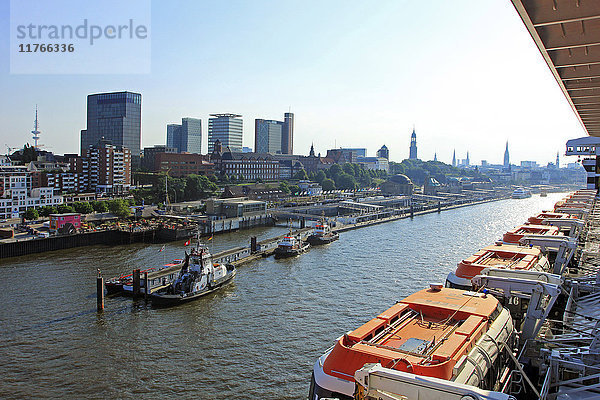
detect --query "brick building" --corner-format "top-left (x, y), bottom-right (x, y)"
top-left (154, 152), bottom-right (215, 177)
top-left (210, 140), bottom-right (280, 181)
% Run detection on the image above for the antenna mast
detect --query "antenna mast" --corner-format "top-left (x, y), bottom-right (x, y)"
top-left (31, 105), bottom-right (41, 149)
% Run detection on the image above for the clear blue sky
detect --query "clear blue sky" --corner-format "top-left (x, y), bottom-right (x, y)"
top-left (0, 0), bottom-right (586, 165)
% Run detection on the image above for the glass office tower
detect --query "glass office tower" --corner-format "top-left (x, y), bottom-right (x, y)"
top-left (166, 118), bottom-right (202, 153)
top-left (81, 91), bottom-right (142, 165)
top-left (208, 114), bottom-right (243, 153)
top-left (255, 119), bottom-right (283, 154)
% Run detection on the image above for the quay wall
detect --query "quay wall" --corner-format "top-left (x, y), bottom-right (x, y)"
top-left (0, 197), bottom-right (505, 260)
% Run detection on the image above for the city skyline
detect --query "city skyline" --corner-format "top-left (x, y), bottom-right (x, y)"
top-left (0, 1), bottom-right (585, 165)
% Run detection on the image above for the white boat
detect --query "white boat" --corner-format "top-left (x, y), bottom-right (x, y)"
top-left (151, 243), bottom-right (235, 307)
top-left (511, 188), bottom-right (532, 199)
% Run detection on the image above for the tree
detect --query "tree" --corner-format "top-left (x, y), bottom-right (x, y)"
top-left (294, 169), bottom-right (308, 180)
top-left (279, 181), bottom-right (290, 194)
top-left (24, 208), bottom-right (39, 220)
top-left (107, 199), bottom-right (131, 218)
top-left (57, 204), bottom-right (75, 214)
top-left (342, 163), bottom-right (355, 176)
top-left (289, 185), bottom-right (300, 195)
top-left (38, 205), bottom-right (58, 217)
top-left (21, 144), bottom-right (37, 163)
top-left (329, 164), bottom-right (343, 178)
top-left (322, 178), bottom-right (335, 191)
top-left (336, 173), bottom-right (358, 190)
top-left (73, 202), bottom-right (94, 214)
top-left (315, 170), bottom-right (326, 184)
top-left (183, 174), bottom-right (218, 201)
top-left (92, 201), bottom-right (109, 213)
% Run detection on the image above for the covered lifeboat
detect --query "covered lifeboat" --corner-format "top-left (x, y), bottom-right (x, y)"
top-left (502, 224), bottom-right (560, 245)
top-left (446, 243), bottom-right (550, 290)
top-left (309, 287), bottom-right (514, 400)
top-left (527, 211), bottom-right (575, 225)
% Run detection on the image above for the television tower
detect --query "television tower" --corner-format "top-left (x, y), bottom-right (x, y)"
top-left (31, 105), bottom-right (41, 149)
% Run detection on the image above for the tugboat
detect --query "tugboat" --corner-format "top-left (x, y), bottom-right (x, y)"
top-left (306, 219), bottom-right (339, 245)
top-left (150, 243), bottom-right (235, 307)
top-left (309, 286), bottom-right (515, 400)
top-left (274, 233), bottom-right (310, 258)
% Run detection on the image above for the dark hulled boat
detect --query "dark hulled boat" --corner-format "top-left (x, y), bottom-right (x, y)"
top-left (274, 234), bottom-right (310, 258)
top-left (150, 244), bottom-right (235, 307)
top-left (306, 220), bottom-right (339, 245)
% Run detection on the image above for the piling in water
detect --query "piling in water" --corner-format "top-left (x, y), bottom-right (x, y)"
top-left (144, 271), bottom-right (149, 301)
top-left (133, 269), bottom-right (141, 298)
top-left (96, 270), bottom-right (104, 311)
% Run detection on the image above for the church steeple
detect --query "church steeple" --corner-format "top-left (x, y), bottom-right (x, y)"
top-left (309, 143), bottom-right (315, 157)
top-left (409, 127), bottom-right (417, 160)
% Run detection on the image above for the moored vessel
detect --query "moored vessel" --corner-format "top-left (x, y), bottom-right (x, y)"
top-left (274, 234), bottom-right (310, 258)
top-left (150, 244), bottom-right (235, 307)
top-left (306, 219), bottom-right (339, 245)
top-left (309, 286), bottom-right (514, 400)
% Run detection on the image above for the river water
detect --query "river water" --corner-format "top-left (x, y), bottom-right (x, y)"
top-left (0, 193), bottom-right (568, 399)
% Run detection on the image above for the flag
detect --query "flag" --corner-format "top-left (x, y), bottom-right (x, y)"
top-left (208, 236), bottom-right (213, 241)
top-left (184, 239), bottom-right (191, 246)
top-left (159, 245), bottom-right (165, 252)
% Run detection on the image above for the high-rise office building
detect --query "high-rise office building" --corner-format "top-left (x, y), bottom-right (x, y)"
top-left (208, 114), bottom-right (243, 153)
top-left (167, 124), bottom-right (179, 149)
top-left (166, 118), bottom-right (202, 153)
top-left (80, 91), bottom-right (141, 165)
top-left (504, 141), bottom-right (510, 168)
top-left (282, 112), bottom-right (294, 155)
top-left (255, 112), bottom-right (295, 155)
top-left (255, 119), bottom-right (283, 154)
top-left (409, 128), bottom-right (418, 160)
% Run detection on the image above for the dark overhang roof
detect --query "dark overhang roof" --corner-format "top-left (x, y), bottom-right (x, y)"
top-left (512, 0), bottom-right (600, 136)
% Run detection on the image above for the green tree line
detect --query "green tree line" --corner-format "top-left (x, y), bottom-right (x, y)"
top-left (132, 173), bottom-right (218, 205)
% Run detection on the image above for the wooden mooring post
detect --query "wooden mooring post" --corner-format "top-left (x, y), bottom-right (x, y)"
top-left (133, 269), bottom-right (141, 298)
top-left (96, 270), bottom-right (104, 312)
top-left (144, 271), bottom-right (149, 301)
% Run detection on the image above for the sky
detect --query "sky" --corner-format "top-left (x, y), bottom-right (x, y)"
top-left (0, 0), bottom-right (587, 166)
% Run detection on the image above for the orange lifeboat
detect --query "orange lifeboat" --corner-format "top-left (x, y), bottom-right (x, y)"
top-left (527, 211), bottom-right (574, 225)
top-left (446, 243), bottom-right (550, 290)
top-left (309, 287), bottom-right (514, 400)
top-left (502, 224), bottom-right (560, 244)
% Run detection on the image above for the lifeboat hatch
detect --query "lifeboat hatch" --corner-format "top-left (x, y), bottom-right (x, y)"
top-left (397, 338), bottom-right (430, 354)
